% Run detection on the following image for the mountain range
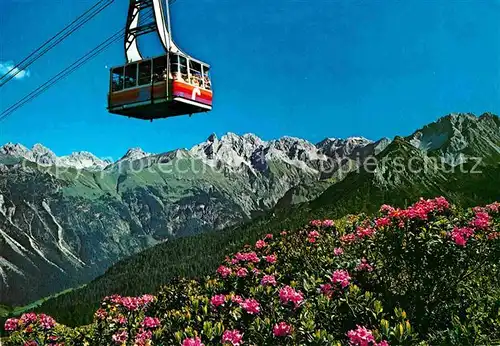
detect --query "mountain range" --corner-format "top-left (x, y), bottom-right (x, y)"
top-left (22, 112), bottom-right (500, 327)
top-left (0, 112), bottom-right (499, 312)
top-left (0, 128), bottom-right (387, 306)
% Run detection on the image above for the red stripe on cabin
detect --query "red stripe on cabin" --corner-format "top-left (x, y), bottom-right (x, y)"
top-left (173, 80), bottom-right (213, 106)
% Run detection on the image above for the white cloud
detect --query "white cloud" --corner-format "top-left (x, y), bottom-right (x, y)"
top-left (0, 61), bottom-right (31, 80)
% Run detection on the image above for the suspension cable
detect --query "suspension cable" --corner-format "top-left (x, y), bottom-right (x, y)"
top-left (0, 0), bottom-right (114, 88)
top-left (0, 11), bottom-right (155, 122)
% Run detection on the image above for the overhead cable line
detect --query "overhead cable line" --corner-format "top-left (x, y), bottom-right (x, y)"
top-left (0, 11), bottom-right (155, 122)
top-left (0, 0), bottom-right (114, 88)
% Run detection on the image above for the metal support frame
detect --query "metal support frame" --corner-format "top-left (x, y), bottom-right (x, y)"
top-left (125, 0), bottom-right (182, 63)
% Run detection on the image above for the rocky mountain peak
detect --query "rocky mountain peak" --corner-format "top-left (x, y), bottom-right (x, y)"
top-left (119, 148), bottom-right (151, 162)
top-left (0, 143), bottom-right (110, 169)
top-left (59, 151), bottom-right (111, 170)
top-left (190, 132), bottom-right (263, 168)
top-left (29, 144), bottom-right (57, 165)
top-left (316, 136), bottom-right (373, 159)
top-left (0, 142), bottom-right (30, 157)
top-left (407, 113), bottom-right (500, 165)
top-left (207, 133), bottom-right (218, 143)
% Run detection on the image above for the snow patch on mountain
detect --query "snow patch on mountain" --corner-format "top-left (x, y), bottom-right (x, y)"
top-left (316, 137), bottom-right (373, 159)
top-left (0, 143), bottom-right (110, 170)
top-left (2, 133), bottom-right (379, 174)
top-left (118, 148), bottom-right (151, 162)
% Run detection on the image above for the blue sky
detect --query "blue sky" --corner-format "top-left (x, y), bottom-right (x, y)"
top-left (0, 0), bottom-right (499, 160)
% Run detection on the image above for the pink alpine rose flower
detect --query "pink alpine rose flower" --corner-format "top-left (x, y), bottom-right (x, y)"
top-left (450, 227), bottom-right (475, 247)
top-left (4, 318), bottom-right (19, 331)
top-left (486, 202), bottom-right (500, 213)
top-left (356, 258), bottom-right (374, 272)
top-left (347, 325), bottom-right (375, 346)
top-left (139, 294), bottom-right (156, 305)
top-left (142, 316), bottom-right (161, 329)
top-left (322, 219), bottom-right (334, 227)
top-left (319, 283), bottom-right (334, 298)
top-left (310, 219), bottom-right (322, 227)
top-left (251, 267), bottom-right (261, 275)
top-left (255, 239), bottom-right (267, 249)
top-left (308, 230), bottom-right (320, 238)
top-left (236, 267), bottom-right (249, 277)
top-left (379, 204), bottom-right (395, 214)
top-left (112, 330), bottom-right (128, 344)
top-left (334, 247), bottom-right (344, 256)
top-left (356, 226), bottom-right (376, 238)
top-left (217, 265), bottom-right (232, 278)
top-left (19, 313), bottom-right (37, 325)
top-left (471, 211), bottom-right (490, 230)
top-left (231, 295), bottom-right (243, 304)
top-left (261, 275), bottom-right (277, 286)
top-left (234, 252), bottom-right (260, 263)
top-left (222, 329), bottom-right (244, 345)
top-left (182, 336), bottom-right (204, 346)
top-left (112, 314), bottom-right (127, 325)
top-left (121, 296), bottom-right (140, 311)
top-left (279, 285), bottom-right (304, 308)
top-left (95, 308), bottom-right (107, 320)
top-left (265, 254), bottom-right (277, 263)
top-left (273, 322), bottom-right (292, 337)
top-left (39, 314), bottom-right (56, 330)
top-left (23, 342), bottom-right (38, 346)
top-left (135, 328), bottom-right (153, 346)
top-left (211, 294), bottom-right (226, 307)
top-left (434, 196), bottom-right (450, 211)
top-left (375, 217), bottom-right (390, 228)
top-left (240, 298), bottom-right (261, 315)
top-left (340, 233), bottom-right (357, 244)
top-left (331, 269), bottom-right (351, 288)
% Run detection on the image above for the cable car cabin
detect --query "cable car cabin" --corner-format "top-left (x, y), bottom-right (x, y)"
top-left (108, 53), bottom-right (213, 120)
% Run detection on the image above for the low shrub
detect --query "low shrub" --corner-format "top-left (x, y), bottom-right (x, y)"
top-left (4, 198), bottom-right (500, 345)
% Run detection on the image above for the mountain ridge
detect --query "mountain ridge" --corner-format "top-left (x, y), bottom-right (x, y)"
top-left (25, 112), bottom-right (500, 327)
top-left (1, 133), bottom-right (377, 172)
top-left (0, 130), bottom-right (386, 306)
top-left (1, 112), bottom-right (498, 309)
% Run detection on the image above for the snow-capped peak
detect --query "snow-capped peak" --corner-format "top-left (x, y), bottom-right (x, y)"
top-left (119, 148), bottom-right (151, 162)
top-left (0, 143), bottom-right (110, 170)
top-left (316, 137), bottom-right (373, 158)
top-left (0, 131), bottom-right (382, 173)
top-left (190, 132), bottom-right (264, 168)
top-left (0, 143), bottom-right (30, 157)
top-left (189, 132), bottom-right (371, 173)
top-left (58, 152), bottom-right (111, 170)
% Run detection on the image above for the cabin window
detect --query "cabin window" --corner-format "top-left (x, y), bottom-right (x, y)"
top-left (153, 57), bottom-right (167, 82)
top-left (202, 65), bottom-right (211, 90)
top-left (124, 63), bottom-right (138, 88)
top-left (171, 53), bottom-right (188, 82)
top-left (111, 67), bottom-right (124, 92)
top-left (189, 60), bottom-right (202, 87)
top-left (138, 60), bottom-right (152, 86)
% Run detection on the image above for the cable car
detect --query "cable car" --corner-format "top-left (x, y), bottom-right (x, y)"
top-left (108, 0), bottom-right (213, 120)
